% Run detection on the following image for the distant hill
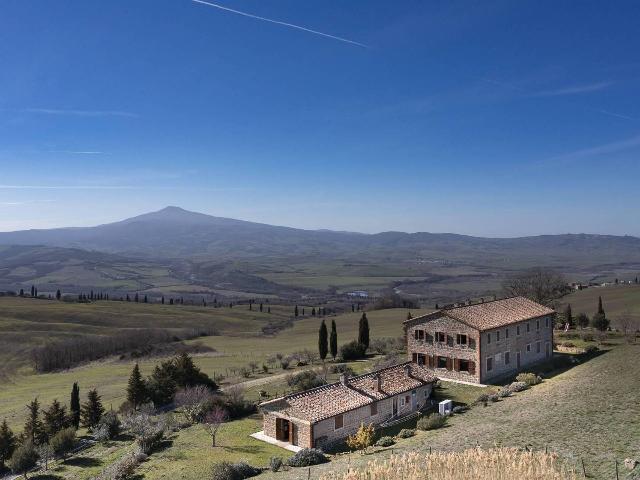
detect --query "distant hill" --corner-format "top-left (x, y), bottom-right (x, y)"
top-left (1, 207), bottom-right (639, 299)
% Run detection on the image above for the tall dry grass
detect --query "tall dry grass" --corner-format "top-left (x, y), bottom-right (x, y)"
top-left (319, 448), bottom-right (578, 480)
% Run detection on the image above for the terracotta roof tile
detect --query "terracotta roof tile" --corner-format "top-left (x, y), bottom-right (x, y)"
top-left (260, 362), bottom-right (436, 423)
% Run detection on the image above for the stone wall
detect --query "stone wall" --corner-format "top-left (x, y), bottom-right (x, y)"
top-left (406, 315), bottom-right (481, 383)
top-left (480, 314), bottom-right (554, 383)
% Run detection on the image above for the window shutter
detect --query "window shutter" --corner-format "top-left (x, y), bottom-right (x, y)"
top-left (468, 361), bottom-right (476, 375)
top-left (447, 335), bottom-right (453, 347)
top-left (446, 357), bottom-right (452, 370)
top-left (428, 355), bottom-right (434, 368)
top-left (469, 337), bottom-right (475, 349)
top-left (426, 333), bottom-right (434, 344)
top-left (453, 358), bottom-right (459, 371)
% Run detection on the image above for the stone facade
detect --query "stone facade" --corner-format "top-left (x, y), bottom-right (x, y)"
top-left (479, 315), bottom-right (554, 383)
top-left (406, 314), bottom-right (481, 383)
top-left (406, 312), bottom-right (555, 384)
top-left (261, 383), bottom-right (433, 449)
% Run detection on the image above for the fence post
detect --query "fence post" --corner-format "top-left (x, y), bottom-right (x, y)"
top-left (308, 467), bottom-right (311, 479)
top-left (615, 459), bottom-right (619, 480)
top-left (581, 458), bottom-right (586, 478)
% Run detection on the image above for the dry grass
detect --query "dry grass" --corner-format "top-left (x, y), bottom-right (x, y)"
top-left (319, 448), bottom-right (578, 480)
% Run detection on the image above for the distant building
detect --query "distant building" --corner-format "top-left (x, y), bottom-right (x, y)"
top-left (347, 290), bottom-right (368, 298)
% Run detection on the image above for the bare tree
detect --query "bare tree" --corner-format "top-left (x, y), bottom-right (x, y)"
top-left (174, 386), bottom-right (215, 424)
top-left (618, 310), bottom-right (638, 343)
top-left (502, 268), bottom-right (569, 306)
top-left (201, 406), bottom-right (228, 447)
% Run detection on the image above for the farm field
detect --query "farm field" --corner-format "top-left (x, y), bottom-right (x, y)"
top-left (262, 344), bottom-right (640, 480)
top-left (0, 298), bottom-right (424, 428)
top-left (557, 284), bottom-right (640, 328)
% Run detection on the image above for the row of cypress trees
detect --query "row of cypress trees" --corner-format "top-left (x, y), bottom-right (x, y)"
top-left (318, 312), bottom-right (369, 362)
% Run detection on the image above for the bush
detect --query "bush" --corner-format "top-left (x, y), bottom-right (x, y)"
top-left (581, 332), bottom-right (594, 342)
top-left (96, 411), bottom-right (121, 440)
top-left (286, 370), bottom-right (326, 392)
top-left (374, 436), bottom-right (395, 447)
top-left (515, 373), bottom-right (542, 386)
top-left (269, 456), bottom-right (283, 472)
top-left (7, 442), bottom-right (38, 476)
top-left (475, 393), bottom-right (489, 405)
top-left (329, 364), bottom-right (355, 376)
top-left (417, 413), bottom-right (447, 431)
top-left (507, 381), bottom-right (529, 392)
top-left (346, 423), bottom-right (375, 452)
top-left (50, 427), bottom-right (77, 459)
top-left (396, 429), bottom-right (415, 439)
top-left (591, 313), bottom-right (610, 331)
top-left (339, 341), bottom-right (367, 361)
top-left (211, 461), bottom-right (260, 480)
top-left (488, 394), bottom-right (499, 403)
top-left (452, 405), bottom-right (468, 414)
top-left (562, 341), bottom-right (575, 348)
top-left (287, 448), bottom-right (328, 467)
top-left (584, 344), bottom-right (599, 355)
top-left (95, 451), bottom-right (140, 480)
top-left (497, 388), bottom-right (512, 398)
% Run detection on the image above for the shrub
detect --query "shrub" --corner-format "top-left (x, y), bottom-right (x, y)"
top-left (96, 411), bottom-right (121, 440)
top-left (339, 341), bottom-right (367, 361)
top-left (329, 364), bottom-right (355, 376)
top-left (396, 429), bottom-right (415, 439)
top-left (562, 341), bottom-right (575, 348)
top-left (286, 370), bottom-right (326, 392)
top-left (287, 448), bottom-right (328, 467)
top-left (280, 359), bottom-right (290, 370)
top-left (515, 373), bottom-right (542, 386)
top-left (95, 452), bottom-right (141, 480)
top-left (508, 381), bottom-right (529, 392)
top-left (374, 436), bottom-right (395, 447)
top-left (488, 394), bottom-right (499, 403)
top-left (346, 423), bottom-right (375, 452)
top-left (452, 405), bottom-right (468, 414)
top-left (591, 313), bottom-right (610, 332)
top-left (583, 344), bottom-right (599, 355)
top-left (269, 456), bottom-right (283, 472)
top-left (50, 427), bottom-right (77, 459)
top-left (497, 388), bottom-right (512, 398)
top-left (7, 441), bottom-right (38, 476)
top-left (417, 413), bottom-right (447, 431)
top-left (475, 393), bottom-right (489, 405)
top-left (581, 332), bottom-right (594, 342)
top-left (122, 412), bottom-right (167, 454)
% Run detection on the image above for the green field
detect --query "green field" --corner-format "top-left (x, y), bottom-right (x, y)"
top-left (557, 284), bottom-right (640, 328)
top-left (0, 297), bottom-right (423, 429)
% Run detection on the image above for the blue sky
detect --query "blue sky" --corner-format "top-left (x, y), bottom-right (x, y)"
top-left (1, 0), bottom-right (639, 236)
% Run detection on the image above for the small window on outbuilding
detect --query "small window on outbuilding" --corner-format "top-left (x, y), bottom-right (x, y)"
top-left (435, 332), bottom-right (446, 343)
top-left (486, 356), bottom-right (493, 371)
top-left (456, 334), bottom-right (468, 345)
top-left (334, 414), bottom-right (343, 430)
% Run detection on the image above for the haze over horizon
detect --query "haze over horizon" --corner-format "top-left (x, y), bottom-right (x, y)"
top-left (1, 1), bottom-right (639, 236)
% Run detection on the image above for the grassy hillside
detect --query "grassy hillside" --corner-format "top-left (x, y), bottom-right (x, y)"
top-left (265, 344), bottom-right (640, 480)
top-left (0, 298), bottom-right (422, 428)
top-left (556, 284), bottom-right (640, 327)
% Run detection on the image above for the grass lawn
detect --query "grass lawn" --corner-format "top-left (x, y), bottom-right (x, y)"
top-left (261, 344), bottom-right (640, 479)
top-left (557, 284), bottom-right (640, 328)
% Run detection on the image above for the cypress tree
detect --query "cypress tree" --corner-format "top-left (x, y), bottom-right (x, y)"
top-left (318, 320), bottom-right (328, 362)
top-left (0, 419), bottom-right (16, 470)
top-left (127, 364), bottom-right (147, 410)
top-left (80, 389), bottom-right (105, 429)
top-left (161, 296), bottom-right (165, 304)
top-left (597, 296), bottom-right (605, 316)
top-left (312, 307), bottom-right (316, 316)
top-left (31, 285), bottom-right (35, 297)
top-left (358, 312), bottom-right (370, 349)
top-left (267, 306), bottom-right (271, 313)
top-left (43, 400), bottom-right (68, 439)
top-left (294, 305), bottom-right (299, 317)
top-left (144, 295), bottom-right (148, 303)
top-left (330, 319), bottom-right (338, 360)
top-left (70, 383), bottom-right (80, 429)
top-left (56, 289), bottom-right (61, 301)
top-left (23, 399), bottom-right (45, 445)
top-left (134, 293), bottom-right (139, 303)
top-left (564, 304), bottom-right (573, 327)
top-left (259, 303), bottom-right (263, 312)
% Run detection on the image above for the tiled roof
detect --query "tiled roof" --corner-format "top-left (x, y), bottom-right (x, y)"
top-left (404, 296), bottom-right (554, 331)
top-left (260, 362), bottom-right (436, 423)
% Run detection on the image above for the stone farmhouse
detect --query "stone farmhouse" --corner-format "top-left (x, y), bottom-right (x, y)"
top-left (404, 296), bottom-right (555, 384)
top-left (257, 296), bottom-right (554, 449)
top-left (258, 363), bottom-right (436, 450)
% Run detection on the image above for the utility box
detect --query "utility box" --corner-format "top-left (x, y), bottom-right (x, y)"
top-left (439, 399), bottom-right (453, 416)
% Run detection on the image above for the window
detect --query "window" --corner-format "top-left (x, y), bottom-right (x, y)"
top-left (456, 333), bottom-right (468, 346)
top-left (370, 403), bottom-right (377, 416)
top-left (414, 329), bottom-right (424, 340)
top-left (437, 356), bottom-right (448, 369)
top-left (526, 343), bottom-right (531, 353)
top-left (516, 325), bottom-right (521, 336)
top-left (416, 353), bottom-right (426, 366)
top-left (496, 331), bottom-right (500, 341)
top-left (527, 322), bottom-right (530, 333)
top-left (504, 351), bottom-right (510, 365)
top-left (424, 389), bottom-right (429, 398)
top-left (334, 414), bottom-right (343, 430)
top-left (435, 332), bottom-right (446, 343)
top-left (412, 352), bottom-right (418, 363)
top-left (536, 341), bottom-right (541, 353)
top-left (400, 397), bottom-right (406, 407)
top-left (458, 359), bottom-right (470, 372)
top-left (486, 356), bottom-right (493, 371)
top-left (495, 353), bottom-right (501, 364)
top-left (545, 317), bottom-right (549, 328)
top-left (505, 328), bottom-right (509, 338)
top-left (536, 319), bottom-right (540, 331)
top-left (487, 333), bottom-right (491, 344)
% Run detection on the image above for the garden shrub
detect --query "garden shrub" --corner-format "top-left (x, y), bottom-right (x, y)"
top-left (96, 411), bottom-right (121, 440)
top-left (584, 344), bottom-right (599, 355)
top-left (374, 436), bottom-right (395, 447)
top-left (287, 448), bottom-right (328, 467)
top-left (95, 452), bottom-right (140, 480)
top-left (497, 388), bottom-right (512, 398)
top-left (452, 405), bottom-right (468, 414)
top-left (339, 341), bottom-right (367, 361)
top-left (286, 370), bottom-right (326, 392)
top-left (50, 427), bottom-right (77, 459)
top-left (581, 332), bottom-right (594, 342)
top-left (416, 413), bottom-right (447, 431)
top-left (329, 364), bottom-right (355, 376)
top-left (396, 428), bottom-right (415, 439)
top-left (475, 393), bottom-right (489, 405)
top-left (515, 372), bottom-right (542, 386)
top-left (269, 456), bottom-right (283, 472)
top-left (211, 461), bottom-right (260, 480)
top-left (346, 423), bottom-right (375, 452)
top-left (508, 381), bottom-right (529, 392)
top-left (488, 394), bottom-right (499, 403)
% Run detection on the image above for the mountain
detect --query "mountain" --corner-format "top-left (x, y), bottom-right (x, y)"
top-left (1, 207), bottom-right (639, 299)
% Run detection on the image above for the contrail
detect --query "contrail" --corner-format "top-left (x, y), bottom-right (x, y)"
top-left (192, 0), bottom-right (368, 48)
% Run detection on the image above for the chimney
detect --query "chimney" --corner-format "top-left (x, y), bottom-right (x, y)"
top-left (403, 364), bottom-right (412, 377)
top-left (339, 374), bottom-right (349, 386)
top-left (372, 374), bottom-right (382, 392)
